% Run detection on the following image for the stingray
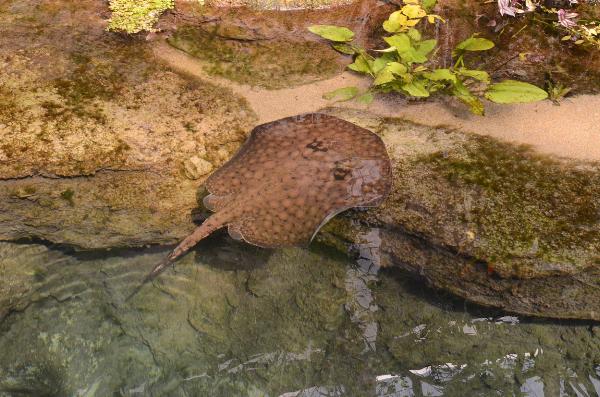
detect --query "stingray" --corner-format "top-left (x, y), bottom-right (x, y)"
top-left (128, 113), bottom-right (391, 299)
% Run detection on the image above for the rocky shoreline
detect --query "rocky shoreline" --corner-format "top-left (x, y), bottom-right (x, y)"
top-left (1, 0), bottom-right (599, 320)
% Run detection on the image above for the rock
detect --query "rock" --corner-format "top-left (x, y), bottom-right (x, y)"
top-left (183, 156), bottom-right (213, 180)
top-left (317, 108), bottom-right (600, 321)
top-left (0, 0), bottom-right (256, 249)
top-left (160, 0), bottom-right (394, 89)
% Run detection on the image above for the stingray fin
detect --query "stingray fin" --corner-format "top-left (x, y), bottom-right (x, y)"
top-left (227, 224), bottom-right (244, 241)
top-left (203, 194), bottom-right (231, 212)
top-left (126, 213), bottom-right (229, 300)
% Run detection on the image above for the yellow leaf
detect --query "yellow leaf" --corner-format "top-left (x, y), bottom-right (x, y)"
top-left (561, 35), bottom-right (572, 41)
top-left (427, 14), bottom-right (445, 23)
top-left (401, 4), bottom-right (426, 19)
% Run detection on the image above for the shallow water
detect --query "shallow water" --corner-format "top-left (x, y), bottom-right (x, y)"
top-left (1, 233), bottom-right (599, 397)
top-left (2, 0), bottom-right (600, 395)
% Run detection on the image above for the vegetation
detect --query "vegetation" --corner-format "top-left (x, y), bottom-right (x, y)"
top-left (497, 0), bottom-right (600, 48)
top-left (309, 0), bottom-right (548, 115)
top-left (107, 0), bottom-right (174, 33)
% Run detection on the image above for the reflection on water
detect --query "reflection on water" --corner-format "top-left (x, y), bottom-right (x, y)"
top-left (0, 232), bottom-right (599, 396)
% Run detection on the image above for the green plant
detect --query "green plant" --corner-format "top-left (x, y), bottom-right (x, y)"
top-left (107, 0), bottom-right (174, 34)
top-left (309, 0), bottom-right (548, 115)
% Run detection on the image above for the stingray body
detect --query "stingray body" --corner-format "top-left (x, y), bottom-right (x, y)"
top-left (129, 113), bottom-right (391, 298)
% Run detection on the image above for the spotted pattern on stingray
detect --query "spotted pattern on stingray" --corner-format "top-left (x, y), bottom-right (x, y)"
top-left (128, 113), bottom-right (392, 298)
top-left (203, 113), bottom-right (392, 248)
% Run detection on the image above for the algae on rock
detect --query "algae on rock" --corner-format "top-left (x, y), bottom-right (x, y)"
top-left (317, 108), bottom-right (600, 320)
top-left (107, 0), bottom-right (175, 33)
top-left (167, 25), bottom-right (344, 89)
top-left (0, 0), bottom-right (256, 248)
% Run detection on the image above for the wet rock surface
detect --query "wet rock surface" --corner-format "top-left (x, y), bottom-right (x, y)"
top-left (0, 0), bottom-right (256, 248)
top-left (1, 0), bottom-right (600, 322)
top-left (160, 0), bottom-right (392, 89)
top-left (319, 108), bottom-right (600, 321)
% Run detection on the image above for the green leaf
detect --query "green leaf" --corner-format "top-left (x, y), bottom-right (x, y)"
top-left (452, 80), bottom-right (484, 115)
top-left (374, 69), bottom-right (395, 86)
top-left (416, 39), bottom-right (437, 56)
top-left (457, 69), bottom-right (490, 83)
top-left (453, 35), bottom-right (495, 55)
top-left (371, 56), bottom-right (390, 74)
top-left (356, 92), bottom-right (374, 104)
top-left (347, 55), bottom-right (372, 75)
top-left (323, 86), bottom-right (359, 101)
top-left (402, 81), bottom-right (430, 97)
top-left (308, 25), bottom-right (354, 42)
top-left (332, 43), bottom-right (356, 55)
top-left (422, 0), bottom-right (437, 12)
top-left (407, 28), bottom-right (421, 41)
top-left (383, 11), bottom-right (408, 33)
top-left (384, 34), bottom-right (412, 52)
top-left (387, 62), bottom-right (408, 75)
top-left (422, 68), bottom-right (456, 83)
top-left (398, 47), bottom-right (428, 63)
top-left (484, 80), bottom-right (549, 104)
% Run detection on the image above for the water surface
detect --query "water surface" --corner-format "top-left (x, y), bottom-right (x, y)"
top-left (1, 232), bottom-right (599, 396)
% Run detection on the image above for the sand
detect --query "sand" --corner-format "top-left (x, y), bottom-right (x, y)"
top-left (155, 42), bottom-right (600, 162)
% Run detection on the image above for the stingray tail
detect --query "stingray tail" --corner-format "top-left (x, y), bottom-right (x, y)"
top-left (126, 214), bottom-right (227, 301)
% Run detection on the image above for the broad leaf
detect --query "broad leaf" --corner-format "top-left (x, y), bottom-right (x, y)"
top-left (416, 39), bottom-right (437, 56)
top-left (423, 68), bottom-right (456, 83)
top-left (422, 0), bottom-right (437, 12)
top-left (484, 80), bottom-right (548, 103)
top-left (347, 55), bottom-right (372, 75)
top-left (452, 80), bottom-right (484, 115)
top-left (323, 86), bottom-right (359, 101)
top-left (387, 62), bottom-right (408, 75)
top-left (457, 69), bottom-right (490, 83)
top-left (398, 47), bottom-right (428, 63)
top-left (402, 81), bottom-right (430, 97)
top-left (332, 43), bottom-right (356, 55)
top-left (383, 11), bottom-right (409, 33)
top-left (371, 55), bottom-right (392, 74)
top-left (384, 34), bottom-right (412, 52)
top-left (356, 92), bottom-right (374, 104)
top-left (374, 69), bottom-right (395, 86)
top-left (308, 25), bottom-right (354, 42)
top-left (401, 4), bottom-right (426, 19)
top-left (407, 28), bottom-right (421, 41)
top-left (454, 36), bottom-right (495, 54)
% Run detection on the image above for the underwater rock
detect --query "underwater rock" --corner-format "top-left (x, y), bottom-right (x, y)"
top-left (160, 0), bottom-right (393, 89)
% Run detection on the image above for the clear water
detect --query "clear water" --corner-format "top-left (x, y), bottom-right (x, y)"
top-left (1, 231), bottom-right (599, 396)
top-left (2, 0), bottom-right (600, 396)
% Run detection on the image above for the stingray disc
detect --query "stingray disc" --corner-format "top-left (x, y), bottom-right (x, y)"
top-left (203, 113), bottom-right (392, 248)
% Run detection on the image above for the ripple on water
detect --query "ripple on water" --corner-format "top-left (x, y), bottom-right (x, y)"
top-left (1, 236), bottom-right (600, 396)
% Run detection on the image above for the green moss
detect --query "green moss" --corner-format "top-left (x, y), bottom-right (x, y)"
top-left (60, 189), bottom-right (75, 206)
top-left (168, 26), bottom-right (342, 89)
top-left (107, 0), bottom-right (174, 34)
top-left (424, 136), bottom-right (600, 277)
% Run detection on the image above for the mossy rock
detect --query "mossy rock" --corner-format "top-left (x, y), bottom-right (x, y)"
top-left (317, 108), bottom-right (600, 320)
top-left (167, 25), bottom-right (344, 89)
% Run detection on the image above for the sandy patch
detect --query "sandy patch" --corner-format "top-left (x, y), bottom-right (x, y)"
top-left (155, 41), bottom-right (600, 162)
